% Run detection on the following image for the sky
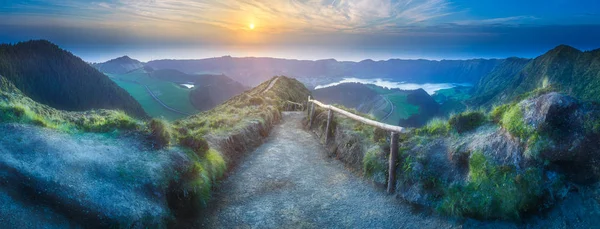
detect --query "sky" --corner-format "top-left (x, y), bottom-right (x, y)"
top-left (1, 0), bottom-right (600, 62)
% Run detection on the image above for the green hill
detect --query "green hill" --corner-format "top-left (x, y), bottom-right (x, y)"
top-left (470, 45), bottom-right (600, 107)
top-left (91, 55), bottom-right (144, 74)
top-left (0, 40), bottom-right (146, 118)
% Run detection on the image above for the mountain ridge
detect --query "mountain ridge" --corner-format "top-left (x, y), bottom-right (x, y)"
top-left (0, 40), bottom-right (147, 118)
top-left (469, 44), bottom-right (600, 107)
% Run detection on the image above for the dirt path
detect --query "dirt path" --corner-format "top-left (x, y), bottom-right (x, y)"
top-left (262, 77), bottom-right (280, 93)
top-left (199, 112), bottom-right (458, 228)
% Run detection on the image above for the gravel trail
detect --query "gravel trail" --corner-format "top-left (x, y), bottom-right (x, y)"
top-left (200, 112), bottom-right (458, 229)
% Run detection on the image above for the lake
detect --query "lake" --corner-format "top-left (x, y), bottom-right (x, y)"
top-left (314, 78), bottom-right (471, 95)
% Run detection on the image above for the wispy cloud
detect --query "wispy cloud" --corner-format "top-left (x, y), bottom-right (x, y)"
top-left (2, 0), bottom-right (454, 33)
top-left (452, 16), bottom-right (539, 26)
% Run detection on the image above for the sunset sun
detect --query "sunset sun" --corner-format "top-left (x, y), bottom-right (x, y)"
top-left (249, 23), bottom-right (255, 30)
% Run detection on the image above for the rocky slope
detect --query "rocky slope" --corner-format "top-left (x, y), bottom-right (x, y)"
top-left (307, 89), bottom-right (600, 226)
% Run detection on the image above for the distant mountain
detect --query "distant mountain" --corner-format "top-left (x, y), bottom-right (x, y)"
top-left (0, 40), bottom-right (147, 118)
top-left (397, 88), bottom-right (440, 127)
top-left (312, 83), bottom-right (440, 127)
top-left (311, 83), bottom-right (379, 110)
top-left (146, 57), bottom-right (504, 87)
top-left (145, 68), bottom-right (247, 112)
top-left (469, 45), bottom-right (600, 107)
top-left (92, 55), bottom-right (144, 74)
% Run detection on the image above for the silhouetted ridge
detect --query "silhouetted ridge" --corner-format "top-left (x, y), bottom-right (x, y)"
top-left (0, 40), bottom-right (147, 118)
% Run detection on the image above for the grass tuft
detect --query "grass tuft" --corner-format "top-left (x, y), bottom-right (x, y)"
top-left (448, 110), bottom-right (487, 133)
top-left (148, 119), bottom-right (171, 149)
top-left (415, 118), bottom-right (450, 136)
top-left (363, 147), bottom-right (387, 179)
top-left (500, 104), bottom-right (534, 140)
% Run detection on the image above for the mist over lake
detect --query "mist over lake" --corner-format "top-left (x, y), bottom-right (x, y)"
top-left (314, 78), bottom-right (471, 94)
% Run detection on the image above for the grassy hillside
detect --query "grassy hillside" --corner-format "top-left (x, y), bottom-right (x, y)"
top-left (0, 75), bottom-right (142, 133)
top-left (107, 69), bottom-right (199, 120)
top-left (470, 45), bottom-right (600, 107)
top-left (0, 40), bottom-right (146, 118)
top-left (104, 66), bottom-right (247, 120)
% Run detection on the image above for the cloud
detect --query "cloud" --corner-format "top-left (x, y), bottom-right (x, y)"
top-left (452, 16), bottom-right (539, 26)
top-left (19, 0), bottom-right (453, 33)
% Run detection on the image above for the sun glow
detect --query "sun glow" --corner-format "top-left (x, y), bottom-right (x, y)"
top-left (249, 23), bottom-right (255, 30)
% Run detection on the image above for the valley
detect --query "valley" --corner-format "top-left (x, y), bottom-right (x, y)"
top-left (1, 40), bottom-right (600, 228)
top-left (106, 69), bottom-right (198, 120)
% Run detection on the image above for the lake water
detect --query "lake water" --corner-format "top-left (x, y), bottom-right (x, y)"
top-left (314, 78), bottom-right (471, 95)
top-left (181, 84), bottom-right (195, 89)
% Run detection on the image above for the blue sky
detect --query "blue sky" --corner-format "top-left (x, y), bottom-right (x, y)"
top-left (1, 0), bottom-right (600, 62)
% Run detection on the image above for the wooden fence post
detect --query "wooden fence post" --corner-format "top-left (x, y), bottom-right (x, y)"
top-left (307, 96), bottom-right (311, 114)
top-left (309, 103), bottom-right (315, 129)
top-left (325, 109), bottom-right (334, 144)
top-left (387, 131), bottom-right (399, 194)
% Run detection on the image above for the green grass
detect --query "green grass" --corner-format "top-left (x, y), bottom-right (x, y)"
top-left (107, 69), bottom-right (198, 121)
top-left (501, 104), bottom-right (534, 140)
top-left (383, 93), bottom-right (420, 122)
top-left (448, 110), bottom-right (487, 134)
top-left (438, 151), bottom-right (545, 220)
top-left (148, 119), bottom-right (171, 149)
top-left (432, 86), bottom-right (472, 103)
top-left (363, 147), bottom-right (387, 178)
top-left (415, 118), bottom-right (450, 136)
top-left (0, 100), bottom-right (141, 133)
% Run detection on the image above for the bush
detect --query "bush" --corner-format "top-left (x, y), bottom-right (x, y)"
top-left (81, 111), bottom-right (139, 132)
top-left (448, 111), bottom-right (486, 133)
top-left (415, 118), bottom-right (450, 136)
top-left (179, 134), bottom-right (209, 157)
top-left (363, 148), bottom-right (387, 179)
top-left (248, 96), bottom-right (264, 106)
top-left (490, 104), bottom-right (511, 123)
top-left (438, 151), bottom-right (545, 220)
top-left (204, 149), bottom-right (226, 182)
top-left (148, 119), bottom-right (171, 149)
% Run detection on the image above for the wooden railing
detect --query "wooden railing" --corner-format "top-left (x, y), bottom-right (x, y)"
top-left (283, 100), bottom-right (305, 111)
top-left (306, 96), bottom-right (408, 194)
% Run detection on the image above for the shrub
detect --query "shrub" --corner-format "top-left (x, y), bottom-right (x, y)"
top-left (448, 111), bottom-right (486, 133)
top-left (179, 134), bottom-right (209, 157)
top-left (415, 118), bottom-right (450, 136)
top-left (363, 148), bottom-right (386, 179)
top-left (248, 96), bottom-right (264, 106)
top-left (490, 104), bottom-right (511, 123)
top-left (80, 111), bottom-right (139, 132)
top-left (204, 149), bottom-right (226, 182)
top-left (0, 105), bottom-right (20, 121)
top-left (373, 128), bottom-right (388, 144)
top-left (148, 119), bottom-right (171, 149)
top-left (438, 151), bottom-right (545, 220)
